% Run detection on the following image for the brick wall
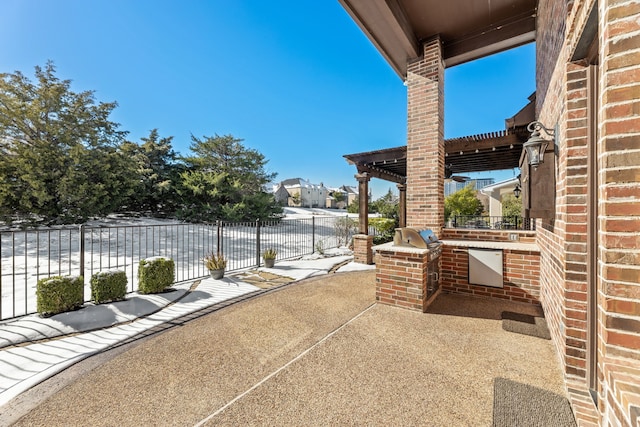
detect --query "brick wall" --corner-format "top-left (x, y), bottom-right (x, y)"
top-left (536, 0), bottom-right (572, 385)
top-left (536, 0), bottom-right (569, 114)
top-left (440, 245), bottom-right (541, 306)
top-left (375, 248), bottom-right (430, 312)
top-left (406, 37), bottom-right (444, 232)
top-left (536, 0), bottom-right (599, 424)
top-left (536, 0), bottom-right (640, 425)
top-left (599, 0), bottom-right (640, 425)
top-left (563, 62), bottom-right (590, 381)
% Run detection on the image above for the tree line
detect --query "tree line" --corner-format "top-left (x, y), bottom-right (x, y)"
top-left (0, 62), bottom-right (282, 226)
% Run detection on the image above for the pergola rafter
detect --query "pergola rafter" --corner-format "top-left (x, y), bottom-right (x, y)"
top-left (344, 126), bottom-right (528, 181)
top-left (345, 146), bottom-right (407, 184)
top-left (344, 126), bottom-right (529, 231)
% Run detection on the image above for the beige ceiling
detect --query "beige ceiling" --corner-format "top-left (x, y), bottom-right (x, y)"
top-left (339, 0), bottom-right (537, 77)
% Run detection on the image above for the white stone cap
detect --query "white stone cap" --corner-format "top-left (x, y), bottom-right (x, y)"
top-left (440, 239), bottom-right (540, 252)
top-left (372, 242), bottom-right (432, 255)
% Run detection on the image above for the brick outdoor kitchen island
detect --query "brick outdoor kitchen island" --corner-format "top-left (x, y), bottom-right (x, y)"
top-left (374, 232), bottom-right (540, 313)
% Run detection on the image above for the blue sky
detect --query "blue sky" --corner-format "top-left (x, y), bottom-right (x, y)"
top-left (1, 1), bottom-right (534, 199)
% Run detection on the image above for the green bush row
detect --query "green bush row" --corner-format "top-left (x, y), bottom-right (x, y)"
top-left (36, 257), bottom-right (176, 316)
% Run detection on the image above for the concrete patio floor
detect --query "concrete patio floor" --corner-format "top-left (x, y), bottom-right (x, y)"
top-left (3, 270), bottom-right (567, 426)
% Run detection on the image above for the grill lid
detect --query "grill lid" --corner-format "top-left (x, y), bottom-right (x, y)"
top-left (419, 229), bottom-right (438, 244)
top-left (393, 228), bottom-right (439, 249)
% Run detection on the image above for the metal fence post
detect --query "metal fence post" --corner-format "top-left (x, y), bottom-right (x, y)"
top-left (79, 224), bottom-right (85, 280)
top-left (311, 216), bottom-right (316, 254)
top-left (216, 220), bottom-right (222, 256)
top-left (256, 218), bottom-right (261, 267)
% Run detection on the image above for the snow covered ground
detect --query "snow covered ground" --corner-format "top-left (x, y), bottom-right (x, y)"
top-left (1, 211), bottom-right (359, 320)
top-left (282, 206), bottom-right (380, 218)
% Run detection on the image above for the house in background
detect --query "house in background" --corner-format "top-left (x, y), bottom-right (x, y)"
top-left (326, 185), bottom-right (364, 209)
top-left (479, 177), bottom-right (521, 219)
top-left (272, 178), bottom-right (328, 208)
top-left (326, 188), bottom-right (346, 209)
top-left (340, 0), bottom-right (639, 425)
top-left (339, 185), bottom-right (359, 206)
top-left (272, 184), bottom-right (291, 206)
top-left (325, 192), bottom-right (340, 209)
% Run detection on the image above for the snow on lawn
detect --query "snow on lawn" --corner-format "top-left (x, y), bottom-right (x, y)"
top-left (282, 207), bottom-right (380, 218)
top-left (1, 214), bottom-right (353, 320)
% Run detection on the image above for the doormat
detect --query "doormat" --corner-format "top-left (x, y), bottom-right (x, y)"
top-left (501, 311), bottom-right (551, 340)
top-left (493, 377), bottom-right (577, 427)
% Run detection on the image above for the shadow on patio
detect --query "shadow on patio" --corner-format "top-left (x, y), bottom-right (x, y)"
top-left (6, 270), bottom-right (570, 426)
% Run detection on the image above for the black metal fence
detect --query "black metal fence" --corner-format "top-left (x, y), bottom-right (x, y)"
top-left (0, 216), bottom-right (361, 320)
top-left (450, 215), bottom-right (535, 231)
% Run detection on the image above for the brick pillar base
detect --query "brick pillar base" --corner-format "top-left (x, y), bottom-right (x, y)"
top-left (375, 244), bottom-right (430, 312)
top-left (353, 234), bottom-right (373, 264)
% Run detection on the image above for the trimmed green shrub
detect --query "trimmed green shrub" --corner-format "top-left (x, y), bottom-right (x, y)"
top-left (138, 257), bottom-right (175, 294)
top-left (91, 270), bottom-right (128, 304)
top-left (36, 275), bottom-right (84, 317)
top-left (370, 217), bottom-right (397, 245)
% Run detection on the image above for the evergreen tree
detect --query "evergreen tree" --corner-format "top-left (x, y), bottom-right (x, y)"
top-left (121, 129), bottom-right (179, 215)
top-left (371, 188), bottom-right (399, 220)
top-left (0, 61), bottom-right (132, 224)
top-left (178, 134), bottom-right (282, 221)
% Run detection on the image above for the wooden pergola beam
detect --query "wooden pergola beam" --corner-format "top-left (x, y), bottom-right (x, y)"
top-left (356, 165), bottom-right (405, 184)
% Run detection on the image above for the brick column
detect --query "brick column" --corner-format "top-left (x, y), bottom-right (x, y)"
top-left (353, 234), bottom-right (374, 264)
top-left (406, 36), bottom-right (445, 232)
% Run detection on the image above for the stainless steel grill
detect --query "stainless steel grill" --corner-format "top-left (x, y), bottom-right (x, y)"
top-left (393, 227), bottom-right (442, 299)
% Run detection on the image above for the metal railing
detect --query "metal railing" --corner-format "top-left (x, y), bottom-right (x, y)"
top-left (450, 215), bottom-right (535, 231)
top-left (0, 216), bottom-right (362, 320)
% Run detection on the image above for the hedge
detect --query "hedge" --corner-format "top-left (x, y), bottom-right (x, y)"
top-left (36, 275), bottom-right (84, 317)
top-left (138, 257), bottom-right (175, 294)
top-left (91, 270), bottom-right (128, 303)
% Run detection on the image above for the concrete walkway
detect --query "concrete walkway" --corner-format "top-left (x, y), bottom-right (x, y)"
top-left (0, 255), bottom-right (365, 412)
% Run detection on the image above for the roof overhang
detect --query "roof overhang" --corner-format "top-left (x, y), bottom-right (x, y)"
top-left (344, 126), bottom-right (530, 183)
top-left (339, 0), bottom-right (537, 77)
top-left (479, 177), bottom-right (520, 195)
top-left (344, 146), bottom-right (407, 184)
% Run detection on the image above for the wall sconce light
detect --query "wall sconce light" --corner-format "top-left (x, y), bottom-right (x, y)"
top-left (524, 121), bottom-right (555, 168)
top-left (513, 184), bottom-right (521, 199)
